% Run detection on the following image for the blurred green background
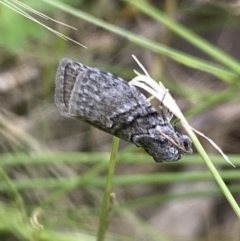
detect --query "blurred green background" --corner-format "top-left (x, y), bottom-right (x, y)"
top-left (0, 0), bottom-right (240, 240)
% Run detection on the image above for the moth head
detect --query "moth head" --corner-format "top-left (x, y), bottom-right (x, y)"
top-left (178, 134), bottom-right (192, 154)
top-left (134, 125), bottom-right (192, 163)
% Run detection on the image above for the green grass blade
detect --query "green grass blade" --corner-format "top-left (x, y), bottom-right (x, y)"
top-left (39, 0), bottom-right (238, 83)
top-left (186, 127), bottom-right (240, 219)
top-left (125, 0), bottom-right (240, 76)
top-left (97, 137), bottom-right (119, 241)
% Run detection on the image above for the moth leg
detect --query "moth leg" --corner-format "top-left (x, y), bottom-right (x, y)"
top-left (165, 109), bottom-right (173, 122)
top-left (131, 132), bottom-right (165, 147)
top-left (173, 118), bottom-right (180, 132)
top-left (159, 89), bottom-right (173, 122)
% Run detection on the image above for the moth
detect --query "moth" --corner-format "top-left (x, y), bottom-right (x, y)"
top-left (55, 58), bottom-right (192, 163)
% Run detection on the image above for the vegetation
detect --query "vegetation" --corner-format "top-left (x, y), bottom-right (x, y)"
top-left (0, 0), bottom-right (240, 240)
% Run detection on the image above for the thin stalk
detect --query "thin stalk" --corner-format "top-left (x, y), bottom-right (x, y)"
top-left (97, 137), bottom-right (119, 241)
top-left (185, 124), bottom-right (240, 219)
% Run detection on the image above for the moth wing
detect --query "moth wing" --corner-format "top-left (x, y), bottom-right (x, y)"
top-left (55, 59), bottom-right (156, 133)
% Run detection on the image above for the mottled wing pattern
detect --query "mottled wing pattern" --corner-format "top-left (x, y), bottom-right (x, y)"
top-left (55, 58), bottom-right (192, 163)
